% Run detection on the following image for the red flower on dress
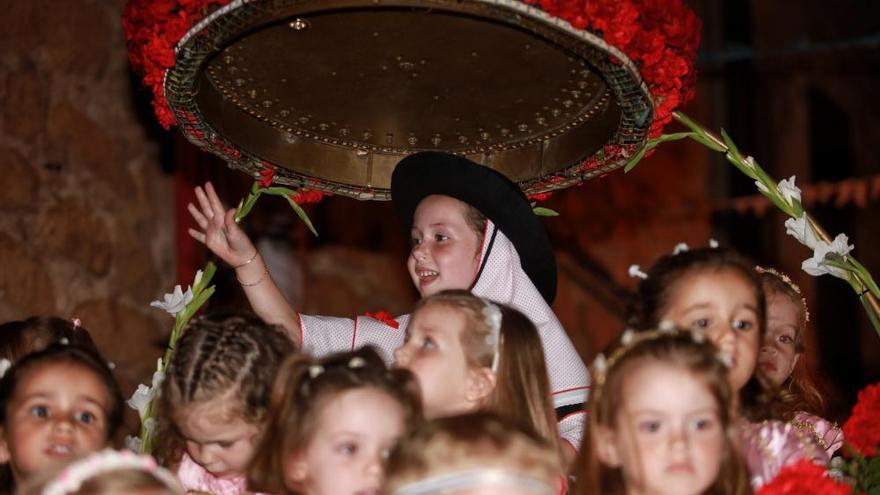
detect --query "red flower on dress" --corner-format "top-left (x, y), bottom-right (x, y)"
top-left (291, 190), bottom-right (328, 205)
top-left (756, 460), bottom-right (852, 495)
top-left (364, 311), bottom-right (399, 329)
top-left (257, 167), bottom-right (275, 188)
top-left (843, 382), bottom-right (880, 457)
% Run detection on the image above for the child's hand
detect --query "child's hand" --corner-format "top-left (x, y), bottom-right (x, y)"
top-left (188, 182), bottom-right (257, 267)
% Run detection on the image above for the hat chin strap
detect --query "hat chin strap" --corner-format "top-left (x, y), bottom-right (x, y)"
top-left (469, 222), bottom-right (499, 293)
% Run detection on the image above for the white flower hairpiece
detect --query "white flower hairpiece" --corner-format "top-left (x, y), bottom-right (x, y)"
top-left (41, 449), bottom-right (181, 495)
top-left (482, 302), bottom-right (503, 373)
top-left (628, 264), bottom-right (648, 280)
top-left (308, 365), bottom-right (325, 379)
top-left (709, 238), bottom-right (719, 248)
top-left (673, 242), bottom-right (690, 255)
top-left (348, 356), bottom-right (366, 368)
top-left (0, 358), bottom-right (11, 379)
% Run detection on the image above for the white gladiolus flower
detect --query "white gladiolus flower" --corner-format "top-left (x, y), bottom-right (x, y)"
top-left (126, 362), bottom-right (165, 420)
top-left (777, 176), bottom-right (802, 208)
top-left (124, 435), bottom-right (142, 453)
top-left (193, 269), bottom-right (204, 289)
top-left (0, 358), bottom-right (11, 379)
top-left (755, 181), bottom-right (770, 194)
top-left (150, 285), bottom-right (193, 316)
top-left (802, 234), bottom-right (855, 279)
top-left (784, 214), bottom-right (823, 251)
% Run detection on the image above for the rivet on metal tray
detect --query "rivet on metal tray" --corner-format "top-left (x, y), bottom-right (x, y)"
top-left (385, 133), bottom-right (394, 145)
top-left (407, 135), bottom-right (418, 145)
top-left (500, 128), bottom-right (510, 136)
top-left (298, 116), bottom-right (310, 124)
top-left (339, 127), bottom-right (350, 137)
top-left (279, 109), bottom-right (290, 117)
top-left (362, 131), bottom-right (373, 140)
top-left (234, 78), bottom-right (245, 87)
top-left (480, 131), bottom-right (490, 140)
top-left (318, 123), bottom-right (329, 131)
top-left (458, 135), bottom-right (468, 144)
top-left (536, 117), bottom-right (547, 126)
top-left (562, 99), bottom-right (573, 108)
top-left (431, 134), bottom-right (442, 146)
top-left (571, 90), bottom-right (581, 99)
top-left (551, 108), bottom-right (561, 117)
top-left (248, 89), bottom-right (257, 99)
top-left (518, 123), bottom-right (529, 132)
top-left (284, 132), bottom-right (298, 144)
top-left (262, 100), bottom-right (273, 108)
top-left (223, 55), bottom-right (233, 64)
top-left (289, 18), bottom-right (310, 30)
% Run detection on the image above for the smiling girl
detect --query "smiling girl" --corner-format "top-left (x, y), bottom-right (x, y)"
top-left (188, 152), bottom-right (589, 449)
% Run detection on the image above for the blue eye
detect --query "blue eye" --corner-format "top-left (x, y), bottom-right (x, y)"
top-left (691, 418), bottom-right (715, 431)
top-left (421, 338), bottom-right (436, 350)
top-left (338, 442), bottom-right (357, 456)
top-left (76, 411), bottom-right (96, 424)
top-left (733, 319), bottom-right (753, 331)
top-left (30, 406), bottom-right (49, 418)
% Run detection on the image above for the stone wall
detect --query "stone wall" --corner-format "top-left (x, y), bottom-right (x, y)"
top-left (0, 0), bottom-right (174, 401)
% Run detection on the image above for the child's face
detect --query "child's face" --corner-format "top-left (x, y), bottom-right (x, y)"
top-left (758, 291), bottom-right (800, 387)
top-left (599, 361), bottom-right (724, 495)
top-left (394, 303), bottom-right (479, 419)
top-left (287, 387), bottom-right (406, 495)
top-left (407, 195), bottom-right (483, 297)
top-left (0, 362), bottom-right (111, 482)
top-left (176, 397), bottom-right (260, 479)
top-left (661, 269), bottom-right (761, 391)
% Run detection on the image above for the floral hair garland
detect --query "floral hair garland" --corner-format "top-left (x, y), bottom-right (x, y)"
top-left (40, 449), bottom-right (182, 495)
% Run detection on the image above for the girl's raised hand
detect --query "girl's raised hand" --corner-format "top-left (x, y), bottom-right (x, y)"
top-left (187, 182), bottom-right (257, 267)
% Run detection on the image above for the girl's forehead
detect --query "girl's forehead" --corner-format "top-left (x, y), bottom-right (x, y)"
top-left (414, 195), bottom-right (471, 221)
top-left (668, 268), bottom-right (757, 305)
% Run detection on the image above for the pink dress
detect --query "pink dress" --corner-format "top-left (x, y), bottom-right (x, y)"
top-left (176, 453), bottom-right (269, 495)
top-left (740, 413), bottom-right (843, 489)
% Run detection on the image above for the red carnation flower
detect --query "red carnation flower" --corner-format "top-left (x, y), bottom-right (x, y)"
top-left (291, 190), bottom-right (328, 205)
top-left (843, 382), bottom-right (880, 457)
top-left (257, 167), bottom-right (275, 188)
top-left (756, 460), bottom-right (852, 495)
top-left (364, 311), bottom-right (399, 329)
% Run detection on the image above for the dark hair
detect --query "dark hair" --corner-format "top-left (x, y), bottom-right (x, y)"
top-left (0, 344), bottom-right (124, 491)
top-left (626, 247), bottom-right (765, 334)
top-left (153, 313), bottom-right (295, 466)
top-left (579, 331), bottom-right (751, 495)
top-left (463, 203), bottom-right (488, 246)
top-left (248, 346), bottom-right (422, 494)
top-left (0, 316), bottom-right (97, 363)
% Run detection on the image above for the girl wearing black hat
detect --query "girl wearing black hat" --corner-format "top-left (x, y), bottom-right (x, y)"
top-left (188, 152), bottom-right (589, 455)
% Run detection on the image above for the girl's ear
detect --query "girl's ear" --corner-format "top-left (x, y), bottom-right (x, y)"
top-left (465, 367), bottom-right (496, 404)
top-left (0, 427), bottom-right (10, 464)
top-left (594, 425), bottom-right (622, 467)
top-left (284, 453), bottom-right (308, 487)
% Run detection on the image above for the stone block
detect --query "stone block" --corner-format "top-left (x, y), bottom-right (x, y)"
top-left (0, 146), bottom-right (38, 208)
top-left (32, 198), bottom-right (113, 275)
top-left (0, 234), bottom-right (57, 315)
top-left (3, 63), bottom-right (47, 144)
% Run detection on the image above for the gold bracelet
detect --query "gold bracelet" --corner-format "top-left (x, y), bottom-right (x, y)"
top-left (233, 250), bottom-right (259, 269)
top-left (237, 268), bottom-right (269, 287)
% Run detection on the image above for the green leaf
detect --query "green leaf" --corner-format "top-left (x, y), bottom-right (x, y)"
top-left (850, 256), bottom-right (880, 298)
top-left (235, 191), bottom-right (261, 222)
top-left (720, 129), bottom-right (744, 162)
top-left (623, 145), bottom-right (650, 172)
top-left (532, 206), bottom-right (559, 217)
top-left (687, 133), bottom-right (728, 153)
top-left (285, 196), bottom-right (319, 237)
top-left (263, 186), bottom-right (298, 197)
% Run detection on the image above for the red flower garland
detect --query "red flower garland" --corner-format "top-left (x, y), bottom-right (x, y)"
top-left (123, 0), bottom-right (232, 129)
top-left (257, 167), bottom-right (275, 188)
top-left (291, 190), bottom-right (329, 205)
top-left (843, 382), bottom-right (880, 457)
top-left (756, 460), bottom-right (852, 495)
top-left (525, 0), bottom-right (701, 138)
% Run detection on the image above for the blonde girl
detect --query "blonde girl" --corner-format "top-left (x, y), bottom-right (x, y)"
top-left (247, 347), bottom-right (421, 495)
top-left (394, 290), bottom-right (561, 459)
top-left (580, 329), bottom-right (751, 495)
top-left (153, 313), bottom-right (293, 494)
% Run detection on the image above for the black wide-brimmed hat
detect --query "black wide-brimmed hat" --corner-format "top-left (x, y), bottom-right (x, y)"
top-left (392, 151), bottom-right (557, 303)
